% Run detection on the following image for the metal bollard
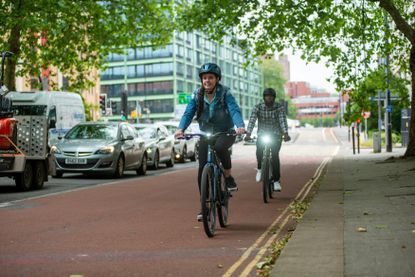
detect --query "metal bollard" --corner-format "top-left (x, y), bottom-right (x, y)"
top-left (373, 132), bottom-right (381, 153)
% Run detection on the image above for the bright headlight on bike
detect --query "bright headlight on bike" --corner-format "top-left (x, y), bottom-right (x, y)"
top-left (262, 135), bottom-right (271, 144)
top-left (206, 133), bottom-right (212, 138)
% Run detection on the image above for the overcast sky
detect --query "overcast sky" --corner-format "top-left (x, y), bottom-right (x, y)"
top-left (287, 52), bottom-right (337, 94)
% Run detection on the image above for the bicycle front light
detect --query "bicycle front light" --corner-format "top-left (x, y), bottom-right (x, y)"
top-left (262, 135), bottom-right (271, 144)
top-left (206, 133), bottom-right (212, 138)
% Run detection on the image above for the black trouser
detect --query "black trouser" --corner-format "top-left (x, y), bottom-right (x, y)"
top-left (197, 133), bottom-right (235, 193)
top-left (256, 136), bottom-right (282, 182)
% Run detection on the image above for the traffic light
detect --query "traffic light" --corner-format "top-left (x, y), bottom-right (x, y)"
top-left (110, 100), bottom-right (117, 115)
top-left (99, 94), bottom-right (106, 114)
top-left (121, 91), bottom-right (128, 120)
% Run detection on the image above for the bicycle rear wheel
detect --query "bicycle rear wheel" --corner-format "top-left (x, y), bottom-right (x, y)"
top-left (201, 165), bottom-right (216, 237)
top-left (262, 156), bottom-right (270, 203)
top-left (217, 171), bottom-right (229, 227)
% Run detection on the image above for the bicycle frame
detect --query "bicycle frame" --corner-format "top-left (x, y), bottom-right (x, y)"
top-left (186, 131), bottom-right (233, 237)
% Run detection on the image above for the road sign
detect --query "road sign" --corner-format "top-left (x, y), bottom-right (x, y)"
top-left (178, 93), bottom-right (192, 104)
top-left (386, 105), bottom-right (392, 112)
top-left (362, 111), bottom-right (371, 119)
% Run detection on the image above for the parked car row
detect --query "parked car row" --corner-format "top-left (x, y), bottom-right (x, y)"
top-left (49, 121), bottom-right (202, 179)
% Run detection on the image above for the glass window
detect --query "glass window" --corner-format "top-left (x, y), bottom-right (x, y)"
top-left (136, 65), bottom-right (144, 77)
top-left (136, 48), bottom-right (144, 59)
top-left (127, 65), bottom-right (136, 78)
top-left (144, 99), bottom-right (174, 113)
top-left (177, 80), bottom-right (184, 92)
top-left (65, 124), bottom-right (118, 140)
top-left (176, 62), bottom-right (184, 76)
top-left (186, 65), bottom-right (193, 79)
top-left (126, 48), bottom-right (135, 60)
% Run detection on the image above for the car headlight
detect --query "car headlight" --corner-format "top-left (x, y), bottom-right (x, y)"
top-left (50, 145), bottom-right (61, 154)
top-left (96, 146), bottom-right (115, 154)
top-left (262, 135), bottom-right (271, 144)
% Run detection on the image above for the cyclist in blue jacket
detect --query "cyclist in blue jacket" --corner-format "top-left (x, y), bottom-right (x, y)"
top-left (175, 63), bottom-right (245, 221)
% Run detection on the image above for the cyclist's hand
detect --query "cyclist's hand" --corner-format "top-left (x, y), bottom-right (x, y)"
top-left (175, 129), bottom-right (184, 139)
top-left (283, 132), bottom-right (291, 142)
top-left (236, 127), bottom-right (245, 135)
top-left (244, 133), bottom-right (251, 141)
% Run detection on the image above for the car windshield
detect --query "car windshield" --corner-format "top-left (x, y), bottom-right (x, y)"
top-left (11, 105), bottom-right (47, 116)
top-left (136, 127), bottom-right (156, 139)
top-left (163, 125), bottom-right (176, 135)
top-left (65, 124), bottom-right (118, 140)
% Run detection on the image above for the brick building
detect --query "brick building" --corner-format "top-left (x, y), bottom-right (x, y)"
top-left (285, 81), bottom-right (340, 119)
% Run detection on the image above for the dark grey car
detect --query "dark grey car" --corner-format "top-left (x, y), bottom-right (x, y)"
top-left (50, 122), bottom-right (147, 178)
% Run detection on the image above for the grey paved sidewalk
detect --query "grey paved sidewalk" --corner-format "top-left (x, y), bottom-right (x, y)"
top-left (271, 143), bottom-right (415, 276)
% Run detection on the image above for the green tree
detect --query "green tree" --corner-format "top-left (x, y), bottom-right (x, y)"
top-left (261, 57), bottom-right (286, 99)
top-left (177, 0), bottom-right (415, 157)
top-left (1, 0), bottom-right (175, 92)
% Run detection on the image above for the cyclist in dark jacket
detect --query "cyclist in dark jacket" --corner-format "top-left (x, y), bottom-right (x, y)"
top-left (175, 63), bottom-right (245, 221)
top-left (245, 88), bottom-right (291, 191)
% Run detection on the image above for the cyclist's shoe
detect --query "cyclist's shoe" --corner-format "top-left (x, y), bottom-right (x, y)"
top-left (273, 181), bottom-right (281, 192)
top-left (256, 169), bottom-right (262, 182)
top-left (225, 176), bottom-right (238, 192)
top-left (197, 211), bottom-right (203, 222)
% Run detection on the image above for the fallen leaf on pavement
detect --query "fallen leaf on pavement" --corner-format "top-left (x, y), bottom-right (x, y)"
top-left (217, 264), bottom-right (223, 268)
top-left (357, 227), bottom-right (367, 232)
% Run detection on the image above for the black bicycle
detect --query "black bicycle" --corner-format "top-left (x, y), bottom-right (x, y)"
top-left (259, 134), bottom-right (274, 203)
top-left (184, 132), bottom-right (234, 237)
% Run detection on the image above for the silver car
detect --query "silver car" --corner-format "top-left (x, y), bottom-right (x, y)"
top-left (50, 122), bottom-right (147, 178)
top-left (160, 121), bottom-right (199, 163)
top-left (133, 124), bottom-right (175, 170)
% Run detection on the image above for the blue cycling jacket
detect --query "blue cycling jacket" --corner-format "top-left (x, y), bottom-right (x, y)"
top-left (178, 84), bottom-right (245, 133)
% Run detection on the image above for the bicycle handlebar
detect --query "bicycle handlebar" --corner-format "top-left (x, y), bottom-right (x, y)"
top-left (178, 131), bottom-right (238, 140)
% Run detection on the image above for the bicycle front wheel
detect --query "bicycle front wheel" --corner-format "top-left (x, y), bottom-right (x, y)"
top-left (201, 165), bottom-right (216, 237)
top-left (262, 156), bottom-right (270, 203)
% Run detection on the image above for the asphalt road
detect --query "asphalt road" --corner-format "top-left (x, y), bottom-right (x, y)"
top-left (0, 128), bottom-right (342, 276)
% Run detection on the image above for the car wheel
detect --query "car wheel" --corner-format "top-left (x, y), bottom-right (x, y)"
top-left (166, 149), bottom-right (175, 167)
top-left (190, 144), bottom-right (198, 162)
top-left (137, 155), bottom-right (147, 176)
top-left (52, 171), bottom-right (63, 178)
top-left (113, 155), bottom-right (125, 178)
top-left (15, 161), bottom-right (33, 191)
top-left (32, 161), bottom-right (45, 190)
top-left (152, 151), bottom-right (160, 170)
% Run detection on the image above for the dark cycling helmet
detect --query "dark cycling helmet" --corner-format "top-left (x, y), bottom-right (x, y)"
top-left (263, 88), bottom-right (276, 98)
top-left (199, 63), bottom-right (221, 80)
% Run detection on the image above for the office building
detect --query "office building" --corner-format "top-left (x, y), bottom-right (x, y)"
top-left (100, 31), bottom-right (264, 121)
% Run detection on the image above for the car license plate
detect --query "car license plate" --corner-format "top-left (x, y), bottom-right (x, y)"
top-left (65, 158), bottom-right (87, 164)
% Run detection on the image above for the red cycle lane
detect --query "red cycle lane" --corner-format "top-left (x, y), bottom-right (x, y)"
top-left (0, 148), bottom-right (326, 277)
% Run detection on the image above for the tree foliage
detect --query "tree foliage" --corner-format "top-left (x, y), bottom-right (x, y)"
top-left (177, 0), bottom-right (415, 157)
top-left (1, 0), bottom-right (175, 91)
top-left (261, 57), bottom-right (286, 99)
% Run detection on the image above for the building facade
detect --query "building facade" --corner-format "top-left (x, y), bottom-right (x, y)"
top-left (286, 81), bottom-right (340, 119)
top-left (100, 31), bottom-right (264, 122)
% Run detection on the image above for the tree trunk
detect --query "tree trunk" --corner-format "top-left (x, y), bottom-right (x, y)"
top-left (5, 24), bottom-right (21, 91)
top-left (404, 44), bottom-right (415, 157)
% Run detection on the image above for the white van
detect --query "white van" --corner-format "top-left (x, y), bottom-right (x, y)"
top-left (9, 91), bottom-right (86, 146)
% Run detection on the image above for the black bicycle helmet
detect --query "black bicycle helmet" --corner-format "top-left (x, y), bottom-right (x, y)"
top-left (263, 88), bottom-right (276, 98)
top-left (198, 63), bottom-right (221, 80)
